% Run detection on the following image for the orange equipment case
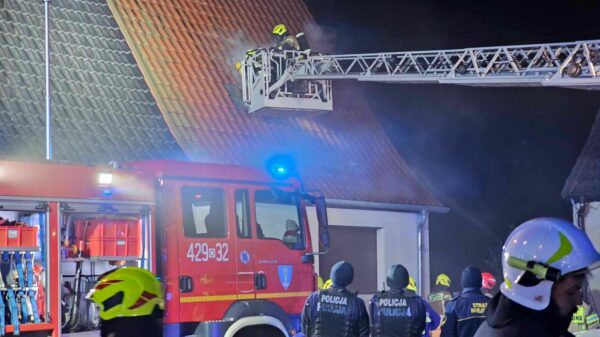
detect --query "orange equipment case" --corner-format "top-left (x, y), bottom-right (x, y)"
top-left (0, 226), bottom-right (38, 247)
top-left (74, 219), bottom-right (141, 257)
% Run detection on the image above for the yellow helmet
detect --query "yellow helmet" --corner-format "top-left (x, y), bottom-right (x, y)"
top-left (272, 24), bottom-right (288, 36)
top-left (87, 267), bottom-right (164, 320)
top-left (406, 276), bottom-right (417, 292)
top-left (436, 273), bottom-right (451, 287)
top-left (323, 278), bottom-right (333, 290)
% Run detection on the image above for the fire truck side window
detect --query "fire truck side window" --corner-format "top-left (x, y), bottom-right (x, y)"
top-left (235, 190), bottom-right (251, 238)
top-left (182, 186), bottom-right (227, 237)
top-left (255, 189), bottom-right (304, 250)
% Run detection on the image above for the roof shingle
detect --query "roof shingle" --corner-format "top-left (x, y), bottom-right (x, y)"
top-left (0, 0), bottom-right (184, 163)
top-left (562, 109), bottom-right (600, 201)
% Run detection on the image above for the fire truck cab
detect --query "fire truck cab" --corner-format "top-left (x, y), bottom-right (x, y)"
top-left (0, 159), bottom-right (329, 337)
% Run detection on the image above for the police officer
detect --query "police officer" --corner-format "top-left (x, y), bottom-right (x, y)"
top-left (302, 261), bottom-right (369, 337)
top-left (474, 218), bottom-right (600, 337)
top-left (370, 265), bottom-right (429, 337)
top-left (441, 266), bottom-right (490, 337)
top-left (87, 267), bottom-right (164, 337)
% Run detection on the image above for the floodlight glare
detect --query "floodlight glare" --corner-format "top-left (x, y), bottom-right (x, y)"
top-left (98, 173), bottom-right (113, 185)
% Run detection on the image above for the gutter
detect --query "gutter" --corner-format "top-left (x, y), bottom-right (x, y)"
top-left (417, 210), bottom-right (429, 297)
top-left (326, 198), bottom-right (449, 214)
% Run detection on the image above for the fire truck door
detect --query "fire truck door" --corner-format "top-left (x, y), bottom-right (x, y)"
top-left (170, 183), bottom-right (238, 322)
top-left (251, 188), bottom-right (313, 313)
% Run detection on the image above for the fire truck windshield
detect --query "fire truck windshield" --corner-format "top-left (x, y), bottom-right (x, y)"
top-left (255, 189), bottom-right (305, 250)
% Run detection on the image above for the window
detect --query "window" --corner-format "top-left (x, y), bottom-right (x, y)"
top-left (235, 190), bottom-right (251, 238)
top-left (255, 189), bottom-right (304, 250)
top-left (181, 186), bottom-right (226, 238)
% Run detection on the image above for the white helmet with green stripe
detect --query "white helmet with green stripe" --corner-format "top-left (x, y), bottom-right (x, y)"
top-left (501, 217), bottom-right (600, 310)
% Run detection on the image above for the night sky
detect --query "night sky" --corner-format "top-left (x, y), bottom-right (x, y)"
top-left (303, 0), bottom-right (600, 290)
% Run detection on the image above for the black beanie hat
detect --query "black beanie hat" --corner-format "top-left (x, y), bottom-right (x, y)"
top-left (386, 264), bottom-right (409, 289)
top-left (330, 261), bottom-right (354, 287)
top-left (461, 266), bottom-right (482, 289)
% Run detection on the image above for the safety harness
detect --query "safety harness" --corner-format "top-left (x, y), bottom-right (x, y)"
top-left (4, 253), bottom-right (19, 335)
top-left (15, 253), bottom-right (32, 323)
top-left (24, 253), bottom-right (39, 323)
top-left (0, 254), bottom-right (6, 336)
top-left (0, 251), bottom-right (42, 335)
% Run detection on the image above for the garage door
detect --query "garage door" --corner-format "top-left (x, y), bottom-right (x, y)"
top-left (319, 226), bottom-right (378, 293)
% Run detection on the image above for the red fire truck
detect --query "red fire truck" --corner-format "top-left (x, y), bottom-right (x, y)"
top-left (0, 159), bottom-right (329, 337)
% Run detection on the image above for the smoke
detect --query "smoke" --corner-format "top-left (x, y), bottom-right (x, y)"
top-left (222, 31), bottom-right (264, 80)
top-left (302, 21), bottom-right (338, 54)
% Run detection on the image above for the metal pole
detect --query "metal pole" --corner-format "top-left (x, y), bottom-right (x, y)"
top-left (417, 209), bottom-right (429, 297)
top-left (44, 0), bottom-right (52, 160)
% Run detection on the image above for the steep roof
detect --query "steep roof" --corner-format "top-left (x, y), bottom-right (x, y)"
top-left (0, 0), bottom-right (441, 208)
top-left (0, 0), bottom-right (184, 163)
top-left (106, 0), bottom-right (441, 207)
top-left (563, 110), bottom-right (600, 201)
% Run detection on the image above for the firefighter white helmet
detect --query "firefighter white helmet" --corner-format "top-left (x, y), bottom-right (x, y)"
top-left (501, 217), bottom-right (600, 311)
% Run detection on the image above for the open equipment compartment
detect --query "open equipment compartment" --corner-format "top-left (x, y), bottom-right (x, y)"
top-left (59, 201), bottom-right (152, 335)
top-left (0, 199), bottom-right (51, 336)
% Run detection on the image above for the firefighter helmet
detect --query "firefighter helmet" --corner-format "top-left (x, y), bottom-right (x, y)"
top-left (501, 218), bottom-right (600, 310)
top-left (87, 267), bottom-right (164, 320)
top-left (482, 272), bottom-right (496, 290)
top-left (272, 24), bottom-right (288, 36)
top-left (435, 273), bottom-right (451, 287)
top-left (407, 276), bottom-right (417, 292)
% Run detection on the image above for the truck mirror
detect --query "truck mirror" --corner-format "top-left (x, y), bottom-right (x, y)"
top-left (314, 196), bottom-right (330, 252)
top-left (302, 254), bottom-right (314, 264)
top-left (300, 189), bottom-right (330, 257)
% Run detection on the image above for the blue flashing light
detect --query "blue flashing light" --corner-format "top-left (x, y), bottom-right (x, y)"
top-left (102, 188), bottom-right (113, 196)
top-left (266, 154), bottom-right (296, 181)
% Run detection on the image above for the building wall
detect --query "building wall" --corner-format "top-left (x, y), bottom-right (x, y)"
top-left (572, 201), bottom-right (600, 249)
top-left (306, 206), bottom-right (427, 299)
top-left (572, 202), bottom-right (600, 302)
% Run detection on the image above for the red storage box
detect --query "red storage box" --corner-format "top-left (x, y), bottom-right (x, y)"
top-left (19, 227), bottom-right (37, 247)
top-left (74, 219), bottom-right (141, 257)
top-left (0, 227), bottom-right (7, 246)
top-left (0, 226), bottom-right (38, 247)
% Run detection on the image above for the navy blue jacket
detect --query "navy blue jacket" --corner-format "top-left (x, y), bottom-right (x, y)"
top-left (369, 289), bottom-right (428, 337)
top-left (441, 288), bottom-right (490, 337)
top-left (301, 286), bottom-right (370, 337)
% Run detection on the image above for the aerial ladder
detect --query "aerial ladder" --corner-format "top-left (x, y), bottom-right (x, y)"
top-left (241, 39), bottom-right (600, 115)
